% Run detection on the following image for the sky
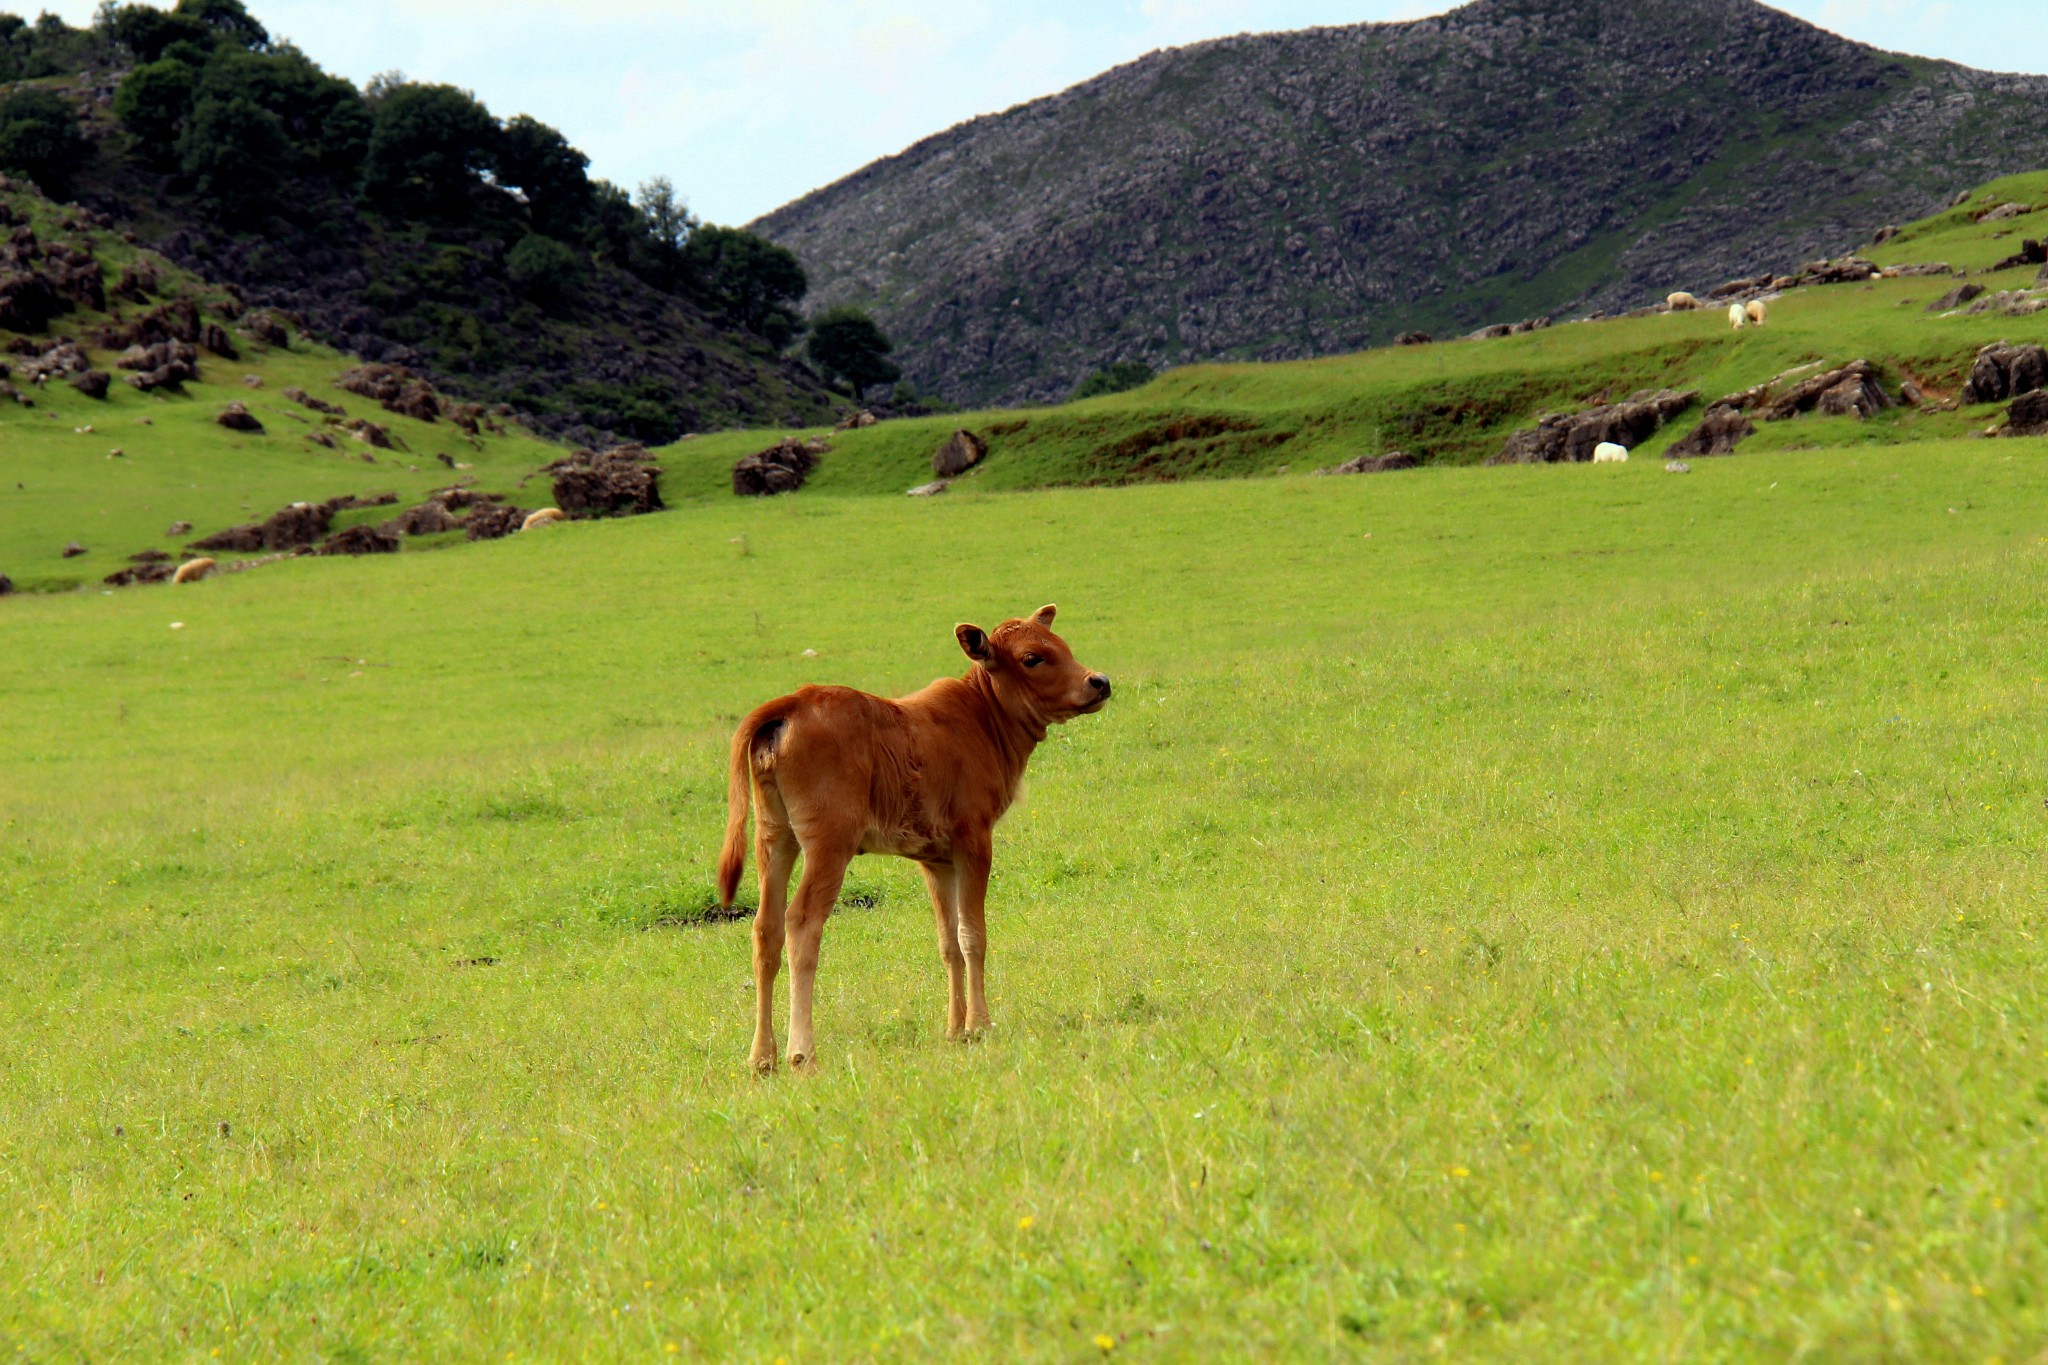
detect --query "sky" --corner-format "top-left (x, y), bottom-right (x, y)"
top-left (30, 0), bottom-right (2048, 226)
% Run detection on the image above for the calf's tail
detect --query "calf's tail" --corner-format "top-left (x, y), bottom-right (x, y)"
top-left (717, 704), bottom-right (791, 909)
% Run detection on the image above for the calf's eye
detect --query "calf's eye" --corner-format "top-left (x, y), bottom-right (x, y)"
top-left (1023, 655), bottom-right (1044, 668)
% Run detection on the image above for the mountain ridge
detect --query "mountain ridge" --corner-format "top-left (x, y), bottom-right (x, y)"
top-left (755, 0), bottom-right (2048, 406)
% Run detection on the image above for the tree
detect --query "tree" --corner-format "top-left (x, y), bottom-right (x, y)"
top-left (109, 4), bottom-right (210, 63)
top-left (194, 48), bottom-right (370, 175)
top-left (682, 225), bottom-right (807, 345)
top-left (178, 93), bottom-right (291, 218)
top-left (361, 82), bottom-right (499, 217)
top-left (497, 115), bottom-right (592, 238)
top-left (0, 88), bottom-right (88, 192)
top-left (1071, 360), bottom-right (1154, 400)
top-left (637, 175), bottom-right (693, 251)
top-left (173, 0), bottom-right (267, 51)
top-left (114, 57), bottom-right (198, 158)
top-left (806, 307), bottom-right (901, 400)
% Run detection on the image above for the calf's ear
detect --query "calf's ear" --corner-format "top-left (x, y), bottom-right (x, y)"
top-left (1033, 604), bottom-right (1057, 625)
top-left (956, 623), bottom-right (994, 662)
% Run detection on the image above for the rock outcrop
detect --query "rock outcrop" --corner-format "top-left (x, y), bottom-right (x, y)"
top-left (733, 437), bottom-right (824, 496)
top-left (1759, 359), bottom-right (1892, 420)
top-left (2006, 389), bottom-right (2048, 436)
top-left (547, 444), bottom-right (665, 517)
top-left (1316, 451), bottom-right (1421, 474)
top-left (1489, 389), bottom-right (1696, 465)
top-left (1961, 343), bottom-right (2048, 404)
top-left (1667, 403), bottom-right (1756, 457)
top-left (932, 429), bottom-right (989, 477)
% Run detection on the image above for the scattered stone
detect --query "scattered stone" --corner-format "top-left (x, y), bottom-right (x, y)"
top-left (69, 369), bottom-right (109, 399)
top-left (1900, 380), bottom-right (1928, 407)
top-left (215, 402), bottom-right (264, 434)
top-left (1490, 389), bottom-right (1696, 465)
top-left (129, 549), bottom-right (172, 564)
top-left (191, 501), bottom-right (334, 553)
top-left (907, 480), bottom-right (949, 497)
top-left (1961, 343), bottom-right (2048, 405)
top-left (1977, 202), bottom-right (2035, 223)
top-left (547, 444), bottom-right (664, 517)
top-left (240, 312), bottom-right (289, 347)
top-left (383, 501), bottom-right (459, 536)
top-left (1315, 451), bottom-right (1421, 475)
top-left (1664, 460), bottom-right (1691, 473)
top-left (1395, 331), bottom-right (1433, 346)
top-left (834, 409), bottom-right (879, 431)
top-left (95, 298), bottom-right (199, 350)
top-left (1991, 239), bottom-right (2047, 271)
top-left (1962, 289), bottom-right (2048, 319)
top-left (201, 323), bottom-right (239, 359)
top-left (306, 431), bottom-right (339, 450)
top-left (2006, 389), bottom-right (2048, 436)
top-left (62, 541), bottom-right (86, 558)
top-left (166, 521), bottom-right (191, 536)
top-left (465, 505), bottom-right (529, 541)
top-left (19, 340), bottom-right (90, 383)
top-left (1709, 273), bottom-right (1775, 299)
top-left (282, 386), bottom-right (345, 416)
top-left (1871, 224), bottom-right (1901, 245)
top-left (103, 563), bottom-right (174, 587)
top-left (241, 374), bottom-right (262, 388)
top-left (1889, 263), bottom-right (1955, 278)
top-left (341, 417), bottom-right (397, 449)
top-left (107, 447), bottom-right (123, 459)
top-left (316, 525), bottom-right (400, 556)
top-left (733, 437), bottom-right (820, 496)
top-left (336, 363), bottom-right (441, 421)
top-left (932, 429), bottom-right (989, 478)
top-left (1926, 282), bottom-right (1984, 312)
top-left (0, 573), bottom-right (12, 595)
top-left (1795, 256), bottom-right (1883, 286)
top-left (112, 260), bottom-right (157, 302)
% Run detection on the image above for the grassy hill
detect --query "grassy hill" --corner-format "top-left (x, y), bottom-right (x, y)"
top-left (3, 173), bottom-right (2048, 1358)
top-left (678, 173), bottom-right (2048, 497)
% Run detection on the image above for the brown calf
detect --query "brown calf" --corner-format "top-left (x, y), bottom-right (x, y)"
top-left (717, 604), bottom-right (1111, 1071)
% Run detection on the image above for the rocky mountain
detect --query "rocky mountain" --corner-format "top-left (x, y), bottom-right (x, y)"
top-left (755, 0), bottom-right (2048, 407)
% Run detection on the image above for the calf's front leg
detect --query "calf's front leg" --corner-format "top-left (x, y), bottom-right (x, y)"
top-left (920, 861), bottom-right (967, 1039)
top-left (953, 842), bottom-right (994, 1035)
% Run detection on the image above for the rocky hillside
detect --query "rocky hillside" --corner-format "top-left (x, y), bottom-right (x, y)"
top-left (755, 0), bottom-right (2048, 407)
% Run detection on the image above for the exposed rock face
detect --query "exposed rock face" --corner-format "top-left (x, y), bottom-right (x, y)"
top-left (1316, 450), bottom-right (1421, 474)
top-left (756, 0), bottom-right (2048, 406)
top-left (336, 363), bottom-right (442, 421)
top-left (1489, 389), bottom-right (1696, 465)
top-left (1990, 239), bottom-right (2046, 270)
top-left (2007, 389), bottom-right (2048, 436)
top-left (1961, 343), bottom-right (2048, 404)
top-left (932, 429), bottom-right (989, 477)
top-left (69, 369), bottom-right (108, 398)
top-left (548, 444), bottom-right (665, 517)
top-left (1962, 290), bottom-right (2048, 319)
top-left (1793, 257), bottom-right (1881, 285)
top-left (103, 563), bottom-right (174, 587)
top-left (0, 268), bottom-right (62, 332)
top-left (834, 409), bottom-right (879, 431)
top-left (1667, 402), bottom-right (1756, 456)
top-left (117, 339), bottom-right (199, 391)
top-left (383, 501), bottom-right (459, 536)
top-left (190, 500), bottom-right (333, 553)
top-left (19, 340), bottom-right (89, 383)
top-left (1760, 359), bottom-right (1892, 420)
top-left (733, 437), bottom-right (822, 496)
top-left (282, 386), bottom-right (344, 416)
top-left (465, 505), bottom-right (529, 541)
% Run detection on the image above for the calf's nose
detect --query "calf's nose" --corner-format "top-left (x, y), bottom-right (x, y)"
top-left (1088, 673), bottom-right (1111, 695)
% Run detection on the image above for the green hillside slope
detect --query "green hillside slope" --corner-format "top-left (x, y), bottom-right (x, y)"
top-left (677, 172), bottom-right (2048, 497)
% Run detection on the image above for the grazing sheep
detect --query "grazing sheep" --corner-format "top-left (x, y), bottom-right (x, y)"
top-left (520, 507), bottom-right (565, 531)
top-left (1592, 442), bottom-right (1629, 464)
top-left (1667, 292), bottom-right (1701, 312)
top-left (1746, 299), bottom-right (1769, 326)
top-left (1728, 303), bottom-right (1749, 330)
top-left (172, 557), bottom-right (216, 584)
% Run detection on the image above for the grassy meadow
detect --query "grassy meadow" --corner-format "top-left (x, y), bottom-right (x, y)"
top-left (5, 437), bottom-right (2047, 1360)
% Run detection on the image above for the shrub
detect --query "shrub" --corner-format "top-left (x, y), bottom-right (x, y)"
top-left (0, 88), bottom-right (87, 192)
top-left (497, 115), bottom-right (592, 239)
top-left (506, 233), bottom-right (582, 303)
top-left (178, 93), bottom-right (291, 219)
top-left (1072, 361), bottom-right (1155, 400)
top-left (173, 0), bottom-right (267, 51)
top-left (108, 5), bottom-right (211, 64)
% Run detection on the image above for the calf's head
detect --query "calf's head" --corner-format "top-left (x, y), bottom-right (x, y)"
top-left (956, 604), bottom-right (1111, 725)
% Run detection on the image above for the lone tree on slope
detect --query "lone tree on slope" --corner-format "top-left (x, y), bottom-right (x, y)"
top-left (806, 306), bottom-right (900, 401)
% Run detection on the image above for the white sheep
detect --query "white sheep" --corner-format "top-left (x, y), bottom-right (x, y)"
top-left (1593, 442), bottom-right (1629, 464)
top-left (1667, 292), bottom-right (1701, 312)
top-left (1728, 303), bottom-right (1748, 330)
top-left (172, 557), bottom-right (216, 584)
top-left (1745, 299), bottom-right (1768, 326)
top-left (521, 508), bottom-right (566, 531)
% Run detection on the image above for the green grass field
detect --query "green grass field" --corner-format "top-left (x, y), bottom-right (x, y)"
top-left (4, 176), bottom-right (2048, 1360)
top-left (5, 440), bottom-right (2046, 1360)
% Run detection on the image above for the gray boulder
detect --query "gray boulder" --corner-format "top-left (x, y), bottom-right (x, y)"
top-left (1667, 402), bottom-right (1756, 456)
top-left (932, 429), bottom-right (989, 478)
top-left (1490, 389), bottom-right (1696, 465)
top-left (1961, 343), bottom-right (2048, 405)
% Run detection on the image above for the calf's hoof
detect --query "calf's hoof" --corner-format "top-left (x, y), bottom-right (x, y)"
top-left (788, 1049), bottom-right (816, 1070)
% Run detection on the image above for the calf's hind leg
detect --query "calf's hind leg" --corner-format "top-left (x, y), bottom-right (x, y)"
top-left (749, 822), bottom-right (798, 1073)
top-left (784, 839), bottom-right (853, 1069)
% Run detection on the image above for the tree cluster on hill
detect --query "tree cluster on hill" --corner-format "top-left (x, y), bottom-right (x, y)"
top-left (0, 0), bottom-right (899, 443)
